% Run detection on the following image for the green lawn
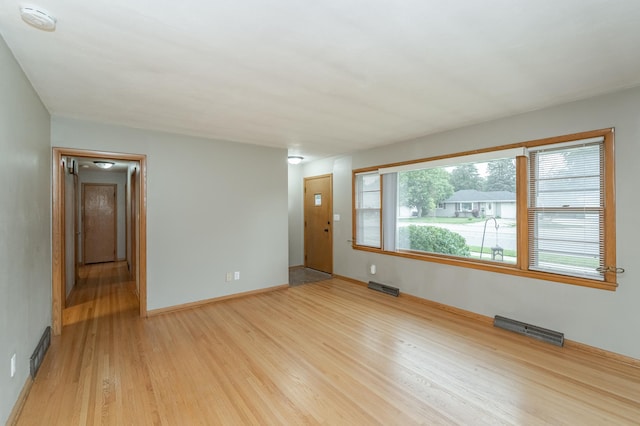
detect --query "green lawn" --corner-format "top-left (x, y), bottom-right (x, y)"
top-left (538, 253), bottom-right (600, 269)
top-left (468, 245), bottom-right (517, 257)
top-left (466, 246), bottom-right (598, 268)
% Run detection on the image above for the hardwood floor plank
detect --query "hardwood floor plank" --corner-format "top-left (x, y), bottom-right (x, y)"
top-left (15, 264), bottom-right (640, 425)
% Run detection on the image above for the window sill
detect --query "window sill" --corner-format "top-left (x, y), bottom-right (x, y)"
top-left (352, 244), bottom-right (618, 291)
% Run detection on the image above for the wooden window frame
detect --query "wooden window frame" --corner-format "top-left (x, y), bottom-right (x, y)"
top-left (351, 128), bottom-right (618, 291)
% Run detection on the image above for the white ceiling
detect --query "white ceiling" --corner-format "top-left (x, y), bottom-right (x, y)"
top-left (1, 1), bottom-right (640, 162)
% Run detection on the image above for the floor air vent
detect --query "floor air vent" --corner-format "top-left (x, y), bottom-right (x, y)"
top-left (494, 316), bottom-right (564, 347)
top-left (30, 326), bottom-right (51, 378)
top-left (368, 281), bottom-right (400, 297)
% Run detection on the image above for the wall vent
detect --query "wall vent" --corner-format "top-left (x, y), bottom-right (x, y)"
top-left (30, 326), bottom-right (51, 378)
top-left (368, 281), bottom-right (400, 297)
top-left (494, 315), bottom-right (564, 347)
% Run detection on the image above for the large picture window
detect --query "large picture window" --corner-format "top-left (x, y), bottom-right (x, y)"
top-left (352, 129), bottom-right (618, 290)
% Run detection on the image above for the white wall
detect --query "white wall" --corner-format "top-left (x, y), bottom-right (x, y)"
top-left (296, 87), bottom-right (640, 360)
top-left (78, 169), bottom-right (127, 261)
top-left (0, 35), bottom-right (52, 424)
top-left (288, 164), bottom-right (304, 266)
top-left (51, 117), bottom-right (289, 311)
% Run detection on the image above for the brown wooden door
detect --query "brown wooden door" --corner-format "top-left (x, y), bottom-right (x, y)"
top-left (83, 183), bottom-right (117, 264)
top-left (304, 174), bottom-right (333, 273)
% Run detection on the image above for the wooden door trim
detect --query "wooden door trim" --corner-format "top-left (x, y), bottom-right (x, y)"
top-left (52, 147), bottom-right (148, 335)
top-left (73, 174), bottom-right (79, 281)
top-left (303, 173), bottom-right (333, 273)
top-left (64, 172), bottom-right (80, 309)
top-left (129, 166), bottom-right (138, 297)
top-left (81, 183), bottom-right (117, 264)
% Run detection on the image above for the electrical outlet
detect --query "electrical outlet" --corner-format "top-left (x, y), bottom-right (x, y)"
top-left (234, 271), bottom-right (240, 280)
top-left (225, 272), bottom-right (233, 282)
top-left (10, 353), bottom-right (16, 378)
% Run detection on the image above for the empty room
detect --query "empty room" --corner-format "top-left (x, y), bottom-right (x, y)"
top-left (1, 1), bottom-right (639, 424)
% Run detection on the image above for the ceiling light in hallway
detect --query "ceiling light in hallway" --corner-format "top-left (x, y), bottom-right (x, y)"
top-left (288, 156), bottom-right (304, 165)
top-left (93, 161), bottom-right (115, 169)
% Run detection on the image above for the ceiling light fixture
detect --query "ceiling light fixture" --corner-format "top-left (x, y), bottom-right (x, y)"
top-left (19, 5), bottom-right (57, 31)
top-left (287, 156), bottom-right (304, 165)
top-left (94, 161), bottom-right (115, 169)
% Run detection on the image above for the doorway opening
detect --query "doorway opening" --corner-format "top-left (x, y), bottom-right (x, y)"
top-left (52, 147), bottom-right (147, 335)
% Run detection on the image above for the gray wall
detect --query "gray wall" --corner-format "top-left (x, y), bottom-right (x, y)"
top-left (52, 117), bottom-right (289, 311)
top-left (78, 169), bottom-right (127, 261)
top-left (0, 35), bottom-right (52, 424)
top-left (296, 87), bottom-right (640, 360)
top-left (287, 164), bottom-right (304, 266)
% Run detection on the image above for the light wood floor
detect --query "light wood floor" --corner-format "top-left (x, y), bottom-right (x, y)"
top-left (16, 263), bottom-right (640, 425)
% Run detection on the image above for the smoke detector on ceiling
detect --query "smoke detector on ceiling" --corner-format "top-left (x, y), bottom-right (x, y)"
top-left (20, 5), bottom-right (56, 31)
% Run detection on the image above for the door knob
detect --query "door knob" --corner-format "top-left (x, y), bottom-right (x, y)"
top-left (324, 228), bottom-right (329, 232)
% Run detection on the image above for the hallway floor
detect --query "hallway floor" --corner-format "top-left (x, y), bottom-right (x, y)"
top-left (63, 261), bottom-right (137, 326)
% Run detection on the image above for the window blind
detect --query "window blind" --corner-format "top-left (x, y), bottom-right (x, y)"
top-left (354, 171), bottom-right (381, 248)
top-left (528, 138), bottom-right (605, 280)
